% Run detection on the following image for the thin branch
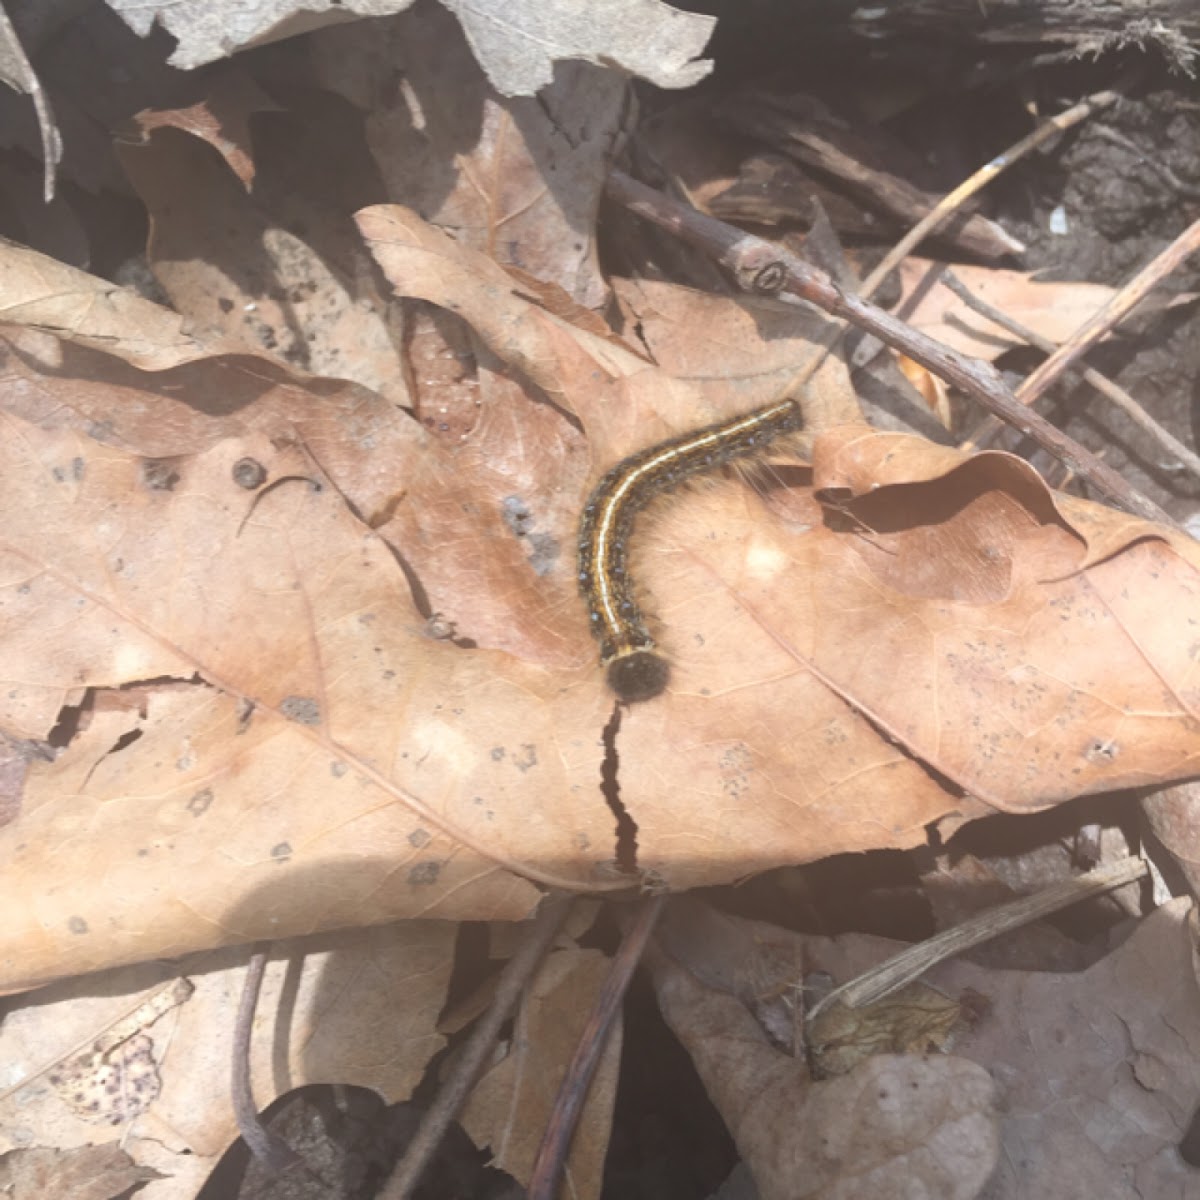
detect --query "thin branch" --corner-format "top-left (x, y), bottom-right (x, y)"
top-left (526, 894), bottom-right (667, 1200)
top-left (605, 169), bottom-right (1171, 524)
top-left (1016, 217), bottom-right (1200, 408)
top-left (943, 269), bottom-right (1200, 478)
top-left (232, 945), bottom-right (301, 1172)
top-left (859, 84), bottom-right (1125, 302)
top-left (378, 890), bottom-right (575, 1200)
top-left (808, 856), bottom-right (1147, 1017)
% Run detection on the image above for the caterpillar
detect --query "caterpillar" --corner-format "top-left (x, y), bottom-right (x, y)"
top-left (578, 396), bottom-right (803, 702)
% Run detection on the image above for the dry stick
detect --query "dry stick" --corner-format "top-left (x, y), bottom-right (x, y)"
top-left (232, 945), bottom-right (301, 1171)
top-left (526, 894), bottom-right (667, 1200)
top-left (941, 269), bottom-right (1200, 480)
top-left (857, 85), bottom-right (1123, 304)
top-left (1016, 217), bottom-right (1200, 408)
top-left (809, 855), bottom-right (1148, 1018)
top-left (964, 216), bottom-right (1200, 455)
top-left (605, 169), bottom-right (1170, 524)
top-left (379, 890), bottom-right (575, 1200)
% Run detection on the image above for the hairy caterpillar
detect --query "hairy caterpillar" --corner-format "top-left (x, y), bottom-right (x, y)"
top-left (578, 397), bottom-right (803, 702)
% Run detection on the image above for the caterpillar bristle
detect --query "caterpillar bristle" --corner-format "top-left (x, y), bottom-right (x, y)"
top-left (579, 396), bottom-right (803, 703)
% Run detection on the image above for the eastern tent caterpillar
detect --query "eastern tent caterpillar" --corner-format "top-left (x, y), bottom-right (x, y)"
top-left (578, 396), bottom-right (803, 702)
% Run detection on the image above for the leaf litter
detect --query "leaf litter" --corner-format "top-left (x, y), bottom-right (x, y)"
top-left (1, 3), bottom-right (1200, 1197)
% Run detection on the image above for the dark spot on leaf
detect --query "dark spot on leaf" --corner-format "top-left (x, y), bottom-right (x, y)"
top-left (491, 747), bottom-right (505, 761)
top-left (408, 861), bottom-right (441, 886)
top-left (526, 532), bottom-right (560, 576)
top-left (68, 916), bottom-right (88, 935)
top-left (232, 457), bottom-right (267, 489)
top-left (141, 459), bottom-right (180, 491)
top-left (187, 788), bottom-right (214, 816)
top-left (1085, 738), bottom-right (1120, 763)
top-left (513, 744), bottom-right (538, 772)
top-left (52, 459), bottom-right (84, 483)
top-left (501, 495), bottom-right (534, 537)
top-left (271, 842), bottom-right (292, 861)
top-left (280, 696), bottom-right (321, 726)
top-left (408, 828), bottom-right (431, 848)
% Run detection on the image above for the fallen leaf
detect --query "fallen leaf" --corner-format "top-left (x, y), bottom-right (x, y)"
top-left (117, 76), bottom-right (408, 403)
top-left (0, 238), bottom-right (229, 369)
top-left (460, 945), bottom-right (620, 1198)
top-left (0, 1144), bottom-right (160, 1200)
top-left (653, 895), bottom-right (1200, 1198)
top-left (122, 68), bottom-right (280, 188)
top-left (649, 947), bottom-right (1000, 1200)
top-left (440, 0), bottom-right (714, 97)
top-left (611, 276), bottom-right (861, 428)
top-left (314, 3), bottom-right (628, 310)
top-left (4, 203), bottom-right (1200, 981)
top-left (894, 259), bottom-right (1191, 362)
top-left (0, 924), bottom-right (455, 1195)
top-left (103, 0), bottom-right (715, 97)
top-left (797, 897), bottom-right (1200, 1198)
top-left (104, 0), bottom-right (419, 71)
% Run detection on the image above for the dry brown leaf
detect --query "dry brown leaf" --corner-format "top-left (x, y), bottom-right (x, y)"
top-left (314, 3), bottom-right (627, 309)
top-left (122, 68), bottom-right (280, 188)
top-left (650, 949), bottom-right (1000, 1200)
top-left (438, 0), bottom-right (715, 97)
top-left (0, 336), bottom-right (573, 987)
top-left (104, 0), bottom-right (715, 96)
top-left (0, 238), bottom-right (227, 369)
top-left (117, 80), bottom-right (408, 404)
top-left (895, 259), bottom-right (1191, 362)
top-left (798, 898), bottom-right (1200, 1198)
top-left (612, 276), bottom-right (862, 428)
top-left (654, 896), bottom-right (1200, 1198)
top-left (460, 946), bottom-right (620, 1198)
top-left (4, 198), bottom-right (1200, 984)
top-left (1142, 780), bottom-right (1200, 901)
top-left (0, 1143), bottom-right (159, 1200)
top-left (0, 924), bottom-right (454, 1196)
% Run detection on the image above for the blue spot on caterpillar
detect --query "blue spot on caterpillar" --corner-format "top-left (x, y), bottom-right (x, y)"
top-left (577, 397), bottom-right (803, 702)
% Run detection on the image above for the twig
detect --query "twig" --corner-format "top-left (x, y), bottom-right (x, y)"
top-left (859, 84), bottom-right (1124, 302)
top-left (526, 894), bottom-right (667, 1200)
top-left (808, 856), bottom-right (1147, 1018)
top-left (942, 269), bottom-right (1200, 479)
top-left (232, 945), bottom-right (301, 1171)
top-left (378, 890), bottom-right (575, 1200)
top-left (1016, 217), bottom-right (1200, 408)
top-left (605, 169), bottom-right (1171, 524)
